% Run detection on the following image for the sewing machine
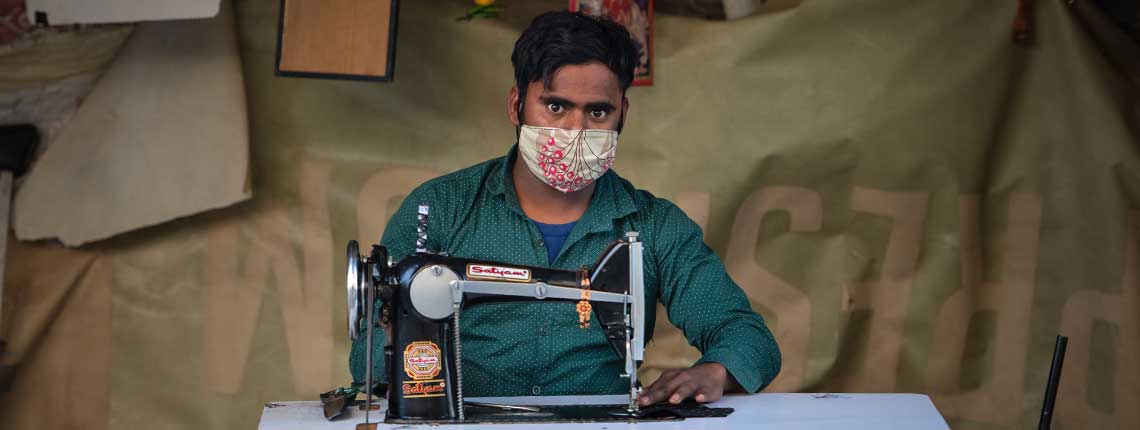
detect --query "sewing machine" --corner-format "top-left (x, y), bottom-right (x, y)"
top-left (339, 206), bottom-right (730, 426)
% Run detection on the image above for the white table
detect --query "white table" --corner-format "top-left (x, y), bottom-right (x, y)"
top-left (259, 393), bottom-right (950, 430)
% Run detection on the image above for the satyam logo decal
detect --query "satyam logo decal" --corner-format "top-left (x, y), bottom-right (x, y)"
top-left (466, 264), bottom-right (532, 282)
top-left (403, 341), bottom-right (442, 380)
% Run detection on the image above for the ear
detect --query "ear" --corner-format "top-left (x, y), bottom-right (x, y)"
top-left (507, 86), bottom-right (521, 127)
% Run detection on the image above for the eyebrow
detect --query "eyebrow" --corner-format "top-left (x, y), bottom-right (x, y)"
top-left (538, 95), bottom-right (617, 112)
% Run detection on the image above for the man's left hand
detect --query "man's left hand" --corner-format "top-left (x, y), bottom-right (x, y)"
top-left (637, 362), bottom-right (741, 406)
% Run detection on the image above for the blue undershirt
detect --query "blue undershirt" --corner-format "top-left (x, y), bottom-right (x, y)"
top-left (530, 220), bottom-right (577, 264)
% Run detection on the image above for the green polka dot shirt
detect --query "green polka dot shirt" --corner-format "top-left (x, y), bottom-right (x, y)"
top-left (350, 146), bottom-right (781, 396)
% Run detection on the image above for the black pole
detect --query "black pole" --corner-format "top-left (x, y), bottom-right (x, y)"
top-left (1038, 335), bottom-right (1068, 430)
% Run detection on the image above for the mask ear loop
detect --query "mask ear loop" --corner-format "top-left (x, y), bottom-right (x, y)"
top-left (615, 92), bottom-right (627, 134)
top-left (515, 99), bottom-right (524, 141)
top-left (615, 91), bottom-right (633, 134)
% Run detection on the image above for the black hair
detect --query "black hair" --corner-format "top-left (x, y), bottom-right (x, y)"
top-left (511, 11), bottom-right (640, 122)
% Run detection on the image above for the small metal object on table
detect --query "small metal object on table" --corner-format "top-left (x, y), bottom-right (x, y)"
top-left (258, 393), bottom-right (950, 430)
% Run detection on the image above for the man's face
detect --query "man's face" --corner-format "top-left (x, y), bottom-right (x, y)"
top-left (508, 61), bottom-right (628, 131)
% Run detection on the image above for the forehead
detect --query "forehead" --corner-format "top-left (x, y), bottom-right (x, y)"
top-left (527, 62), bottom-right (621, 101)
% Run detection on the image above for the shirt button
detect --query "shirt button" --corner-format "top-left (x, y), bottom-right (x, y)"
top-left (536, 239), bottom-right (545, 246)
top-left (531, 386), bottom-right (542, 395)
top-left (538, 327), bottom-right (548, 336)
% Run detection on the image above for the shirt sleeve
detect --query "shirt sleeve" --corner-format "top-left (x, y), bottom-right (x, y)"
top-left (652, 201), bottom-right (782, 393)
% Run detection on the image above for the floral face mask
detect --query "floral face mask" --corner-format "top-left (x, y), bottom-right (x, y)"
top-left (517, 125), bottom-right (618, 193)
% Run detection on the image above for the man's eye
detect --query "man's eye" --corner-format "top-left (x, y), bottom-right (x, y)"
top-left (547, 103), bottom-right (563, 113)
top-left (590, 109), bottom-right (608, 119)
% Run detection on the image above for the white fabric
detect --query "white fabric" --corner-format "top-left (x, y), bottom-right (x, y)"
top-left (258, 393), bottom-right (950, 430)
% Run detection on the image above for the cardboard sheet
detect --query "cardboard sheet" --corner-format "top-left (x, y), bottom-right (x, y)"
top-left (11, 3), bottom-right (249, 246)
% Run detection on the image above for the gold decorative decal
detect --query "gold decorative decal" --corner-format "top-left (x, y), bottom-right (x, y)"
top-left (403, 341), bottom-right (442, 380)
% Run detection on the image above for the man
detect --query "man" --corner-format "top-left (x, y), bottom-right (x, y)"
top-left (351, 11), bottom-right (780, 406)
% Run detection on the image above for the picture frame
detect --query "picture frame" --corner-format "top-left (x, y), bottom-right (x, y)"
top-left (275, 0), bottom-right (399, 82)
top-left (570, 0), bottom-right (654, 86)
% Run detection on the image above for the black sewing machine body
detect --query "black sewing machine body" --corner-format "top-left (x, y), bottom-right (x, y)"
top-left (348, 237), bottom-right (641, 423)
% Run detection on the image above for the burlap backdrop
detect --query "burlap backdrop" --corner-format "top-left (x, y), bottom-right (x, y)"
top-left (2, 0), bottom-right (1138, 429)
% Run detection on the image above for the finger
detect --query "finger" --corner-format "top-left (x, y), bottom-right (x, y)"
top-left (641, 370), bottom-right (689, 406)
top-left (638, 369), bottom-right (678, 405)
top-left (639, 378), bottom-right (667, 406)
top-left (693, 385), bottom-right (723, 403)
top-left (668, 380), bottom-right (700, 404)
top-left (658, 373), bottom-right (692, 404)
